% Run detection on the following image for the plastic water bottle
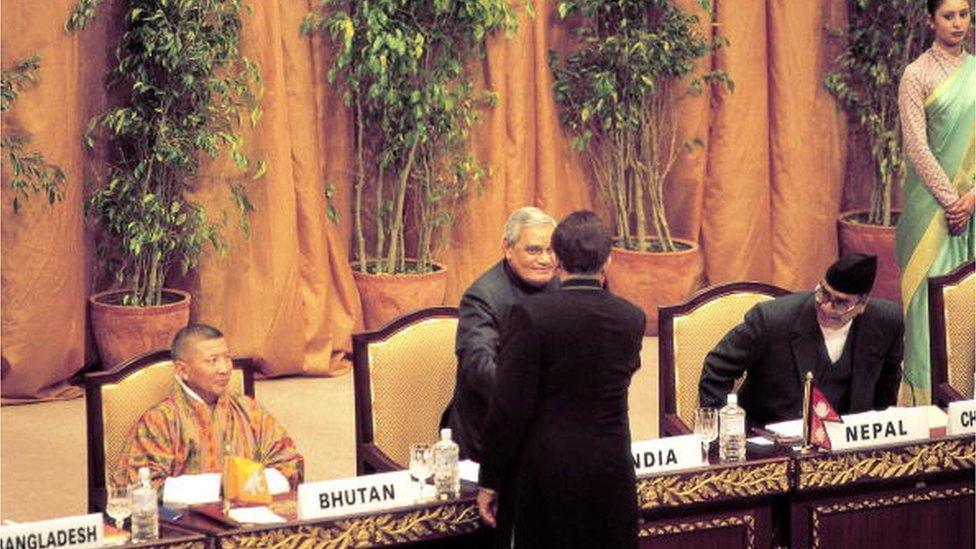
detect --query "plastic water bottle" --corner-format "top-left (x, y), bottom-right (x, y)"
top-left (432, 428), bottom-right (460, 500)
top-left (130, 467), bottom-right (159, 541)
top-left (719, 393), bottom-right (746, 463)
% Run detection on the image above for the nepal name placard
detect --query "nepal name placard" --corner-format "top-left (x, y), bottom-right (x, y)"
top-left (826, 407), bottom-right (929, 451)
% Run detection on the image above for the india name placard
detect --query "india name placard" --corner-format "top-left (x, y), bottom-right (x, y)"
top-left (297, 471), bottom-right (415, 520)
top-left (631, 434), bottom-right (705, 476)
top-left (0, 514), bottom-right (102, 549)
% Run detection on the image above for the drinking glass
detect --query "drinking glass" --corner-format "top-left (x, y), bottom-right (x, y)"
top-left (105, 483), bottom-right (132, 531)
top-left (695, 407), bottom-right (718, 460)
top-left (409, 443), bottom-right (433, 501)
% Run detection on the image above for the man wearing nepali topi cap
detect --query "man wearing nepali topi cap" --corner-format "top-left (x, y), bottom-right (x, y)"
top-left (699, 254), bottom-right (904, 427)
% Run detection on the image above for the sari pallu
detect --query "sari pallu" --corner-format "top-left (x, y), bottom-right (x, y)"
top-left (896, 55), bottom-right (976, 404)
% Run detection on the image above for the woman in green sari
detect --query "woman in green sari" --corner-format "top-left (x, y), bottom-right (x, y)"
top-left (896, 0), bottom-right (974, 403)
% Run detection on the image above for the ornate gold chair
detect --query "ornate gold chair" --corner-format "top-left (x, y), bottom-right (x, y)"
top-left (353, 307), bottom-right (459, 474)
top-left (658, 281), bottom-right (790, 436)
top-left (929, 260), bottom-right (975, 407)
top-left (85, 350), bottom-right (254, 512)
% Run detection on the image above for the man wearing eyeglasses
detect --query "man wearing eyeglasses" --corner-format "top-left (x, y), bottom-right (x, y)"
top-left (699, 254), bottom-right (904, 427)
top-left (444, 206), bottom-right (559, 461)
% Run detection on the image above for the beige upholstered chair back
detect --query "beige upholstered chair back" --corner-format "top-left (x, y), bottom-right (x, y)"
top-left (100, 363), bottom-right (246, 482)
top-left (659, 282), bottom-right (789, 434)
top-left (930, 261), bottom-right (975, 402)
top-left (353, 308), bottom-right (459, 472)
top-left (85, 351), bottom-right (250, 511)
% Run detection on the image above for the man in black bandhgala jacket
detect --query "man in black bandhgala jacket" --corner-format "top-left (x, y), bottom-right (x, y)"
top-left (477, 211), bottom-right (645, 549)
top-left (445, 206), bottom-right (558, 461)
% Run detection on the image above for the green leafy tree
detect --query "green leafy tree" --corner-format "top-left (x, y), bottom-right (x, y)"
top-left (304, 0), bottom-right (517, 274)
top-left (823, 0), bottom-right (930, 226)
top-left (1, 56), bottom-right (66, 213)
top-left (69, 0), bottom-right (264, 306)
top-left (551, 0), bottom-right (731, 252)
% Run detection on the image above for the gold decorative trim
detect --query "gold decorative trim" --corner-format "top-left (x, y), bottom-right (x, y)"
top-left (639, 514), bottom-right (755, 548)
top-left (636, 461), bottom-right (789, 508)
top-left (810, 485), bottom-right (975, 549)
top-left (797, 437), bottom-right (976, 490)
top-left (217, 502), bottom-right (480, 548)
top-left (158, 542), bottom-right (207, 549)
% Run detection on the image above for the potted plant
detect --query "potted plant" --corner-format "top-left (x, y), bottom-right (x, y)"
top-left (823, 0), bottom-right (928, 304)
top-left (551, 0), bottom-right (731, 334)
top-left (2, 56), bottom-right (66, 212)
top-left (69, 0), bottom-right (264, 367)
top-left (304, 0), bottom-right (516, 329)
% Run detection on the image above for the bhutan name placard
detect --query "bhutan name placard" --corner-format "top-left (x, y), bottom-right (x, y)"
top-left (297, 471), bottom-right (414, 520)
top-left (0, 514), bottom-right (102, 549)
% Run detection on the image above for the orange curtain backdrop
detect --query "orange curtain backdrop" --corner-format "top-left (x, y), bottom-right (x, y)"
top-left (185, 0), bottom-right (360, 378)
top-left (702, 0), bottom-right (774, 284)
top-left (2, 0), bottom-right (849, 400)
top-left (767, 0), bottom-right (847, 289)
top-left (0, 0), bottom-right (96, 401)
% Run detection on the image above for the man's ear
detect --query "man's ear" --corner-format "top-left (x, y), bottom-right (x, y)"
top-left (502, 239), bottom-right (513, 260)
top-left (174, 359), bottom-right (189, 380)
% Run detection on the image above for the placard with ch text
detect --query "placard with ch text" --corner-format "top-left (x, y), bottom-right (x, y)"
top-left (947, 399), bottom-right (976, 436)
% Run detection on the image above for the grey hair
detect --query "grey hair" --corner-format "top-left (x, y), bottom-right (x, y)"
top-left (503, 206), bottom-right (557, 246)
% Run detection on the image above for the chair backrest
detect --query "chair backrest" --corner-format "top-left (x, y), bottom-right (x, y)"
top-left (85, 350), bottom-right (253, 512)
top-left (353, 307), bottom-right (459, 474)
top-left (929, 260), bottom-right (975, 405)
top-left (659, 281), bottom-right (790, 434)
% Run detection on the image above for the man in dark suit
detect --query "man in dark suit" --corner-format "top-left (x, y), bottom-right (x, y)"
top-left (445, 206), bottom-right (558, 461)
top-left (699, 254), bottom-right (904, 427)
top-left (477, 211), bottom-right (645, 549)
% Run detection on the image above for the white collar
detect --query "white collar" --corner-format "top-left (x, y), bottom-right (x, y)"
top-left (819, 319), bottom-right (853, 337)
top-left (176, 376), bottom-right (210, 405)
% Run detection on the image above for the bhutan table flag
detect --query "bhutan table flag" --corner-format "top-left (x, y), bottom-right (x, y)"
top-left (223, 455), bottom-right (272, 505)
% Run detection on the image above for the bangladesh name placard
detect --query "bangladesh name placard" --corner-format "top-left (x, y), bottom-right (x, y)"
top-left (0, 513), bottom-right (103, 549)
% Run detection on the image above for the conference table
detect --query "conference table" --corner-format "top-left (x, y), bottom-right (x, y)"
top-left (789, 430), bottom-right (974, 549)
top-left (139, 431), bottom-right (972, 548)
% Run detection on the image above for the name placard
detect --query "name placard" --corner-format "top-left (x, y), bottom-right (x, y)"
top-left (826, 407), bottom-right (929, 451)
top-left (0, 513), bottom-right (103, 549)
top-left (947, 399), bottom-right (976, 436)
top-left (631, 435), bottom-right (705, 476)
top-left (297, 471), bottom-right (414, 520)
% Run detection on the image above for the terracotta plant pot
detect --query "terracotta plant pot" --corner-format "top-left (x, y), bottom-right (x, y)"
top-left (605, 239), bottom-right (702, 336)
top-left (89, 289), bottom-right (191, 369)
top-left (352, 262), bottom-right (448, 330)
top-left (837, 210), bottom-right (901, 305)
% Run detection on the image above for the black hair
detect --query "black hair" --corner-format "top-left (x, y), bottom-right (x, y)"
top-left (171, 323), bottom-right (223, 361)
top-left (551, 210), bottom-right (612, 275)
top-left (927, 0), bottom-right (968, 15)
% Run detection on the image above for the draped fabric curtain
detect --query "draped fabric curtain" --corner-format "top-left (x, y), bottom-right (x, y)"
top-left (1, 0), bottom-right (848, 401)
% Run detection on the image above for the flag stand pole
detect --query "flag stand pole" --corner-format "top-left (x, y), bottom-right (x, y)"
top-left (800, 372), bottom-right (814, 454)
